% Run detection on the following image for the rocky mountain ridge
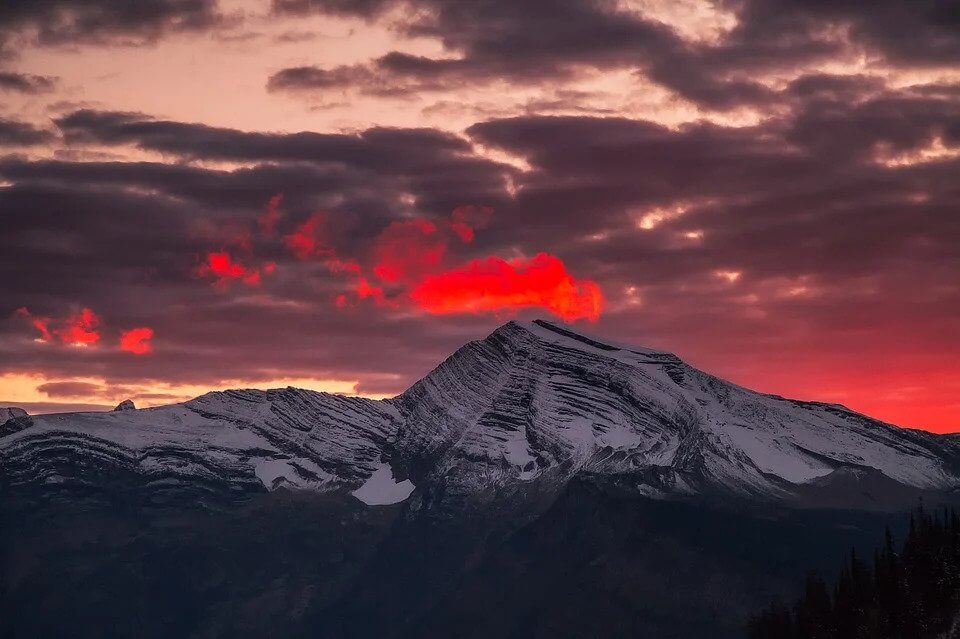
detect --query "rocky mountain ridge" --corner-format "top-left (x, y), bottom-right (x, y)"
top-left (3, 319), bottom-right (958, 511)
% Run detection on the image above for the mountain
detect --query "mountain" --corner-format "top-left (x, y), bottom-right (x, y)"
top-left (4, 319), bottom-right (958, 508)
top-left (2, 319), bottom-right (959, 638)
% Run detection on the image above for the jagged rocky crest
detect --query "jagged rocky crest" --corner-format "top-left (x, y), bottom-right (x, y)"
top-left (3, 320), bottom-right (959, 510)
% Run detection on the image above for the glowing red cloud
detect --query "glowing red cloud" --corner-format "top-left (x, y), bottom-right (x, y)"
top-left (448, 205), bottom-right (493, 243)
top-left (196, 251), bottom-right (264, 287)
top-left (119, 327), bottom-right (154, 355)
top-left (335, 277), bottom-right (390, 309)
top-left (329, 258), bottom-right (361, 273)
top-left (54, 307), bottom-right (102, 346)
top-left (355, 275), bottom-right (387, 304)
top-left (284, 213), bottom-right (332, 260)
top-left (411, 253), bottom-right (603, 322)
top-left (373, 219), bottom-right (447, 283)
top-left (274, 204), bottom-right (596, 319)
top-left (15, 307), bottom-right (53, 342)
top-left (259, 193), bottom-right (283, 237)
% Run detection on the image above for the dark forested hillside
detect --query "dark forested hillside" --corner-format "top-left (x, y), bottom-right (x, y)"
top-left (749, 506), bottom-right (960, 639)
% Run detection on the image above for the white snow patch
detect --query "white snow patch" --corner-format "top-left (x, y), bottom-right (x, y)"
top-left (723, 423), bottom-right (834, 483)
top-left (351, 462), bottom-right (415, 505)
top-left (254, 457), bottom-right (333, 490)
top-left (502, 433), bottom-right (537, 467)
top-left (255, 458), bottom-right (300, 489)
top-left (595, 423), bottom-right (645, 450)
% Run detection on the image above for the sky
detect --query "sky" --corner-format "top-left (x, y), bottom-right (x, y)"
top-left (0, 0), bottom-right (958, 432)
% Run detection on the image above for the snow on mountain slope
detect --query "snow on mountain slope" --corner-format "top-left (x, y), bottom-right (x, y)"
top-left (3, 320), bottom-right (959, 507)
top-left (1, 388), bottom-right (401, 502)
top-left (390, 320), bottom-right (960, 498)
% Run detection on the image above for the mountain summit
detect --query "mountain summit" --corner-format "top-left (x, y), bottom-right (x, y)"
top-left (4, 320), bottom-right (960, 639)
top-left (3, 319), bottom-right (958, 510)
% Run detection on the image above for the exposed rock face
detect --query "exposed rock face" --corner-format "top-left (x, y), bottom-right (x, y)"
top-left (2, 320), bottom-right (959, 509)
top-left (113, 399), bottom-right (136, 411)
top-left (0, 406), bottom-right (27, 422)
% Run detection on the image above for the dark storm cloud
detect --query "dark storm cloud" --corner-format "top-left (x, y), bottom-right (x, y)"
top-left (785, 85), bottom-right (960, 161)
top-left (268, 0), bottom-right (960, 111)
top-left (464, 82), bottom-right (960, 307)
top-left (0, 71), bottom-right (56, 93)
top-left (0, 0), bottom-right (223, 49)
top-left (726, 0), bottom-right (960, 66)
top-left (0, 118), bottom-right (54, 145)
top-left (52, 109), bottom-right (515, 215)
top-left (59, 109), bottom-right (471, 165)
top-left (268, 0), bottom-right (785, 110)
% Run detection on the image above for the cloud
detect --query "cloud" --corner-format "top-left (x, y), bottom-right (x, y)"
top-left (0, 0), bottom-right (224, 49)
top-left (52, 109), bottom-right (514, 213)
top-left (279, 206), bottom-right (605, 321)
top-left (15, 307), bottom-right (52, 341)
top-left (0, 118), bottom-right (54, 146)
top-left (16, 307), bottom-right (103, 347)
top-left (195, 251), bottom-right (270, 287)
top-left (36, 380), bottom-right (104, 398)
top-left (270, 0), bottom-right (393, 17)
top-left (259, 193), bottom-right (284, 237)
top-left (53, 307), bottom-right (102, 346)
top-left (284, 212), bottom-right (333, 260)
top-left (449, 204), bottom-right (492, 242)
top-left (119, 327), bottom-right (154, 355)
top-left (54, 109), bottom-right (474, 165)
top-left (411, 253), bottom-right (603, 321)
top-left (0, 71), bottom-right (56, 93)
top-left (266, 0), bottom-right (960, 114)
top-left (263, 0), bottom-right (831, 110)
top-left (372, 218), bottom-right (448, 283)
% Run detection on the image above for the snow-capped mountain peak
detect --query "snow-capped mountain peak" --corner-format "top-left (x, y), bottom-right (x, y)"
top-left (2, 320), bottom-right (958, 510)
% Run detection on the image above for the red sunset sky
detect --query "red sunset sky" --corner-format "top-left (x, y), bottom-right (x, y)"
top-left (0, 0), bottom-right (958, 432)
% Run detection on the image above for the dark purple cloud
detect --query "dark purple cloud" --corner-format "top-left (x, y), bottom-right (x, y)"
top-left (0, 71), bottom-right (56, 93)
top-left (267, 0), bottom-right (783, 110)
top-left (0, 0), bottom-right (223, 50)
top-left (267, 0), bottom-right (960, 112)
top-left (0, 118), bottom-right (55, 145)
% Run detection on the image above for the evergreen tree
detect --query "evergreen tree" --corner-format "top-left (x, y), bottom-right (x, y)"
top-left (748, 507), bottom-right (960, 639)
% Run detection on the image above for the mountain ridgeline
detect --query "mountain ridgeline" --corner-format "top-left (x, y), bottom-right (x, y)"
top-left (2, 320), bottom-right (959, 638)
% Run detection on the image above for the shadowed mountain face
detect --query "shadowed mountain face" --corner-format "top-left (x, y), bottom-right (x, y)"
top-left (2, 320), bottom-right (958, 638)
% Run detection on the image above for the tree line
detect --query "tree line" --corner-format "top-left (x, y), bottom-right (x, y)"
top-left (749, 506), bottom-right (960, 638)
